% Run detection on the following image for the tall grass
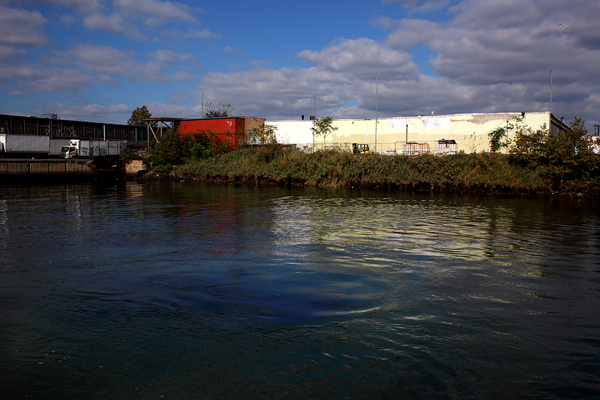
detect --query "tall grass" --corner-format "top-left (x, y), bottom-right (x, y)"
top-left (174, 147), bottom-right (564, 195)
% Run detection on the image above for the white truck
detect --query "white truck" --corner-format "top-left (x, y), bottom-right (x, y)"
top-left (0, 134), bottom-right (50, 157)
top-left (60, 139), bottom-right (128, 159)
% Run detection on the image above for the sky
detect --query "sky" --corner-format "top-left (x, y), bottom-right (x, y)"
top-left (1, 0), bottom-right (599, 130)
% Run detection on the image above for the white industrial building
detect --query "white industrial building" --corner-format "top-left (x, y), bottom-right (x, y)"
top-left (268, 111), bottom-right (570, 154)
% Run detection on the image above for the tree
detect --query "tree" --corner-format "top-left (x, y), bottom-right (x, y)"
top-left (128, 105), bottom-right (151, 126)
top-left (246, 123), bottom-right (278, 145)
top-left (509, 124), bottom-right (548, 168)
top-left (488, 117), bottom-right (522, 153)
top-left (544, 116), bottom-right (598, 182)
top-left (507, 116), bottom-right (599, 183)
top-left (311, 116), bottom-right (338, 149)
top-left (204, 102), bottom-right (235, 118)
top-left (151, 129), bottom-right (182, 166)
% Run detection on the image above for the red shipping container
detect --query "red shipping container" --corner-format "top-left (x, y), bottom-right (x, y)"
top-left (177, 118), bottom-right (246, 149)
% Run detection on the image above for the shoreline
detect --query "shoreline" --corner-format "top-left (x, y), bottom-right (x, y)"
top-left (140, 170), bottom-right (599, 200)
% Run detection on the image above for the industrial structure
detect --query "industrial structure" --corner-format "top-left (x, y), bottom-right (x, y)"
top-left (143, 116), bottom-right (266, 149)
top-left (268, 111), bottom-right (570, 154)
top-left (0, 113), bottom-right (146, 142)
top-left (0, 113), bottom-right (146, 157)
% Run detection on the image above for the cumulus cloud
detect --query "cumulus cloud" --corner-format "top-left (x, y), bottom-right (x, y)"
top-left (0, 64), bottom-right (92, 92)
top-left (386, 19), bottom-right (440, 50)
top-left (114, 0), bottom-right (198, 26)
top-left (184, 28), bottom-right (220, 40)
top-left (7, 90), bottom-right (31, 97)
top-left (297, 38), bottom-right (420, 80)
top-left (0, 45), bottom-right (26, 62)
top-left (41, 102), bottom-right (131, 121)
top-left (83, 13), bottom-right (147, 40)
top-left (59, 14), bottom-right (77, 28)
top-left (148, 49), bottom-right (195, 64)
top-left (0, 7), bottom-right (50, 48)
top-left (6, 0), bottom-right (104, 14)
top-left (59, 44), bottom-right (193, 83)
top-left (382, 0), bottom-right (452, 13)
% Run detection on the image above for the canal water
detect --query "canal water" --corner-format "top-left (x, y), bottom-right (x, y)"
top-left (1, 181), bottom-right (599, 399)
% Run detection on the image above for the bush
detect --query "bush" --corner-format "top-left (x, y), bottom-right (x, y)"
top-left (508, 116), bottom-right (599, 183)
top-left (151, 129), bottom-right (183, 166)
top-left (153, 164), bottom-right (172, 173)
top-left (152, 129), bottom-right (232, 167)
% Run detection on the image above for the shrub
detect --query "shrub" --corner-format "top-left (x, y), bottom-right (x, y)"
top-left (153, 164), bottom-right (172, 173)
top-left (151, 129), bottom-right (182, 166)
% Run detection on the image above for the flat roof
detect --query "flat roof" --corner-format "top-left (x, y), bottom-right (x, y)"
top-left (143, 116), bottom-right (259, 122)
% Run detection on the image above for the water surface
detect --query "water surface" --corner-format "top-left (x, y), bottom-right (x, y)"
top-left (1, 182), bottom-right (599, 399)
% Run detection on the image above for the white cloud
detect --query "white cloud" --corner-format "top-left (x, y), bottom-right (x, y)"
top-left (59, 14), bottom-right (77, 28)
top-left (382, 0), bottom-right (452, 13)
top-left (5, 0), bottom-right (104, 14)
top-left (184, 28), bottom-right (220, 40)
top-left (148, 49), bottom-right (195, 64)
top-left (114, 0), bottom-right (198, 26)
top-left (41, 102), bottom-right (131, 121)
top-left (83, 13), bottom-right (147, 40)
top-left (7, 90), bottom-right (31, 97)
top-left (387, 19), bottom-right (440, 50)
top-left (297, 38), bottom-right (420, 80)
top-left (65, 44), bottom-right (195, 83)
top-left (224, 46), bottom-right (236, 57)
top-left (0, 45), bottom-right (26, 62)
top-left (0, 64), bottom-right (92, 92)
top-left (0, 7), bottom-right (50, 48)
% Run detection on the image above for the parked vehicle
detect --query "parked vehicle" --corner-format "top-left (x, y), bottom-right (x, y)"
top-left (0, 134), bottom-right (128, 159)
top-left (60, 139), bottom-right (128, 159)
top-left (0, 134), bottom-right (50, 158)
top-left (352, 143), bottom-right (371, 154)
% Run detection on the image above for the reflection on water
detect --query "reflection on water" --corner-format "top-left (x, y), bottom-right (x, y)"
top-left (0, 182), bottom-right (599, 399)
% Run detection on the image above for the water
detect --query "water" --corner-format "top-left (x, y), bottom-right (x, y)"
top-left (1, 181), bottom-right (599, 399)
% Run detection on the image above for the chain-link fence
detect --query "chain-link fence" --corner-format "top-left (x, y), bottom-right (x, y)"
top-left (301, 140), bottom-right (458, 155)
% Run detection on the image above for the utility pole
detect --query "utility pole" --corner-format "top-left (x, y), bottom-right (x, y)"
top-left (375, 76), bottom-right (378, 153)
top-left (314, 81), bottom-right (316, 120)
top-left (313, 81), bottom-right (316, 152)
top-left (549, 69), bottom-right (553, 116)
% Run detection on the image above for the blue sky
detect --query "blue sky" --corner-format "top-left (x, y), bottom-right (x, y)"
top-left (1, 0), bottom-right (599, 129)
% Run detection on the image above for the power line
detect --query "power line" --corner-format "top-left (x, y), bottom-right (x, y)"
top-left (515, 70), bottom-right (552, 112)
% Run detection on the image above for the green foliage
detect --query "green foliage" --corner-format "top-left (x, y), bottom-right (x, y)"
top-left (151, 129), bottom-right (182, 166)
top-left (203, 102), bottom-right (235, 118)
top-left (121, 149), bottom-right (142, 164)
top-left (246, 124), bottom-right (278, 145)
top-left (183, 131), bottom-right (219, 161)
top-left (128, 105), bottom-right (151, 126)
top-left (175, 147), bottom-right (549, 194)
top-left (488, 117), bottom-right (522, 153)
top-left (544, 117), bottom-right (598, 182)
top-left (153, 164), bottom-right (173, 173)
top-left (311, 116), bottom-right (339, 147)
top-left (508, 116), bottom-right (599, 183)
top-left (510, 124), bottom-right (548, 168)
top-left (151, 128), bottom-right (234, 168)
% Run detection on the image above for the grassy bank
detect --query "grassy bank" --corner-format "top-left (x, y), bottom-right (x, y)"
top-left (170, 147), bottom-right (600, 197)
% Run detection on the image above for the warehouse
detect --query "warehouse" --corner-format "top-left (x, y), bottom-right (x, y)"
top-left (268, 111), bottom-right (570, 154)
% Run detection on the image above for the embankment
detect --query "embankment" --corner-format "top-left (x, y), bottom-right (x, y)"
top-left (167, 148), bottom-right (600, 198)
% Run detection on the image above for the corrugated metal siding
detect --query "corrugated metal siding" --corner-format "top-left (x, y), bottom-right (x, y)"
top-left (178, 118), bottom-right (246, 148)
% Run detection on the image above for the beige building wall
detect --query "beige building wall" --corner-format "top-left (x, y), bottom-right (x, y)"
top-left (269, 112), bottom-right (556, 154)
top-left (243, 117), bottom-right (266, 134)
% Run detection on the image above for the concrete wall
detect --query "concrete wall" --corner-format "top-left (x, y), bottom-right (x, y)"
top-left (0, 160), bottom-right (94, 175)
top-left (268, 112), bottom-right (555, 154)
